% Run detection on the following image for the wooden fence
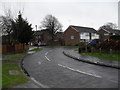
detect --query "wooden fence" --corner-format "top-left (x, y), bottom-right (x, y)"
top-left (0, 45), bottom-right (7, 54)
top-left (1, 44), bottom-right (27, 54)
top-left (15, 44), bottom-right (24, 53)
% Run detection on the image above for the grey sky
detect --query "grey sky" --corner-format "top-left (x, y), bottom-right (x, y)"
top-left (0, 0), bottom-right (119, 31)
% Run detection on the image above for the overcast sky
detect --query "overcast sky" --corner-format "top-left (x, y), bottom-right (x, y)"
top-left (0, 0), bottom-right (119, 31)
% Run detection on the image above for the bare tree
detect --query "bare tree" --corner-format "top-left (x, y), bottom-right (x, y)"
top-left (0, 2), bottom-right (25, 45)
top-left (0, 3), bottom-right (25, 35)
top-left (0, 16), bottom-right (13, 35)
top-left (41, 14), bottom-right (62, 41)
top-left (0, 8), bottom-right (15, 45)
top-left (0, 16), bottom-right (14, 45)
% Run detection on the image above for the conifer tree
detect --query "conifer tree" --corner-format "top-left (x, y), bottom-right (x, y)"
top-left (12, 12), bottom-right (33, 44)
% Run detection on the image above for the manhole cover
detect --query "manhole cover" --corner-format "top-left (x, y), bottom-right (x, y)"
top-left (9, 70), bottom-right (20, 75)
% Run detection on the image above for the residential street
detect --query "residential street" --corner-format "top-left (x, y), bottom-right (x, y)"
top-left (23, 47), bottom-right (119, 88)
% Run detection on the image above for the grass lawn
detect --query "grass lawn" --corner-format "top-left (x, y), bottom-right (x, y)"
top-left (2, 61), bottom-right (28, 88)
top-left (4, 53), bottom-right (27, 60)
top-left (82, 53), bottom-right (120, 61)
top-left (2, 47), bottom-right (43, 88)
top-left (74, 49), bottom-right (119, 61)
top-left (3, 53), bottom-right (29, 88)
top-left (74, 49), bottom-right (78, 51)
top-left (28, 48), bottom-right (43, 52)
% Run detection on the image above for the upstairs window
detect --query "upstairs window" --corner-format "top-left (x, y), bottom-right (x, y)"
top-left (104, 33), bottom-right (109, 36)
top-left (70, 35), bottom-right (74, 40)
top-left (85, 33), bottom-right (89, 36)
top-left (92, 33), bottom-right (95, 36)
top-left (81, 32), bottom-right (84, 35)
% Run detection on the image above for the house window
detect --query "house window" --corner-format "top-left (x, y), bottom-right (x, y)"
top-left (80, 33), bottom-right (89, 39)
top-left (92, 33), bottom-right (95, 36)
top-left (104, 33), bottom-right (109, 36)
top-left (85, 33), bottom-right (89, 36)
top-left (70, 35), bottom-right (74, 40)
top-left (81, 32), bottom-right (84, 35)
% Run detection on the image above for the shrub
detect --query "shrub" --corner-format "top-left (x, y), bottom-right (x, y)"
top-left (110, 35), bottom-right (120, 40)
top-left (96, 39), bottom-right (120, 50)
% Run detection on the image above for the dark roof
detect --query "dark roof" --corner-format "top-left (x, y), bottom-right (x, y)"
top-left (34, 29), bottom-right (49, 35)
top-left (56, 32), bottom-right (63, 34)
top-left (70, 25), bottom-right (97, 33)
top-left (106, 28), bottom-right (120, 34)
top-left (34, 31), bottom-right (42, 35)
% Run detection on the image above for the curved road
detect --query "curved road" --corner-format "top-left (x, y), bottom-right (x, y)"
top-left (23, 47), bottom-right (119, 88)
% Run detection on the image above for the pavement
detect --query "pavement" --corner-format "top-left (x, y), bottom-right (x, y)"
top-left (21, 47), bottom-right (119, 88)
top-left (14, 80), bottom-right (40, 88)
top-left (63, 48), bottom-right (120, 69)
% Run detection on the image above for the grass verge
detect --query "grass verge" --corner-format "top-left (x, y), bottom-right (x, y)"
top-left (4, 53), bottom-right (27, 60)
top-left (2, 53), bottom-right (29, 88)
top-left (82, 53), bottom-right (120, 61)
top-left (74, 49), bottom-right (78, 51)
top-left (2, 61), bottom-right (28, 88)
top-left (28, 48), bottom-right (43, 52)
top-left (2, 47), bottom-right (43, 88)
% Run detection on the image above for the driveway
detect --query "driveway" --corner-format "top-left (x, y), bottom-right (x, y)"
top-left (23, 47), bottom-right (119, 88)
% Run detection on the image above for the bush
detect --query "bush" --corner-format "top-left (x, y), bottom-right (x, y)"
top-left (79, 45), bottom-right (92, 53)
top-left (110, 35), bottom-right (120, 40)
top-left (75, 44), bottom-right (79, 46)
top-left (96, 39), bottom-right (120, 50)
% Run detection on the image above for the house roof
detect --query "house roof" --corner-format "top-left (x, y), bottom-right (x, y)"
top-left (105, 28), bottom-right (120, 34)
top-left (99, 28), bottom-right (120, 34)
top-left (70, 25), bottom-right (97, 33)
top-left (56, 32), bottom-right (63, 35)
top-left (33, 29), bottom-right (49, 35)
top-left (33, 31), bottom-right (42, 36)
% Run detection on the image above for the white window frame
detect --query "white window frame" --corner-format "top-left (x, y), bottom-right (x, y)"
top-left (85, 33), bottom-right (89, 36)
top-left (70, 35), bottom-right (74, 40)
top-left (92, 33), bottom-right (95, 36)
top-left (104, 33), bottom-right (109, 36)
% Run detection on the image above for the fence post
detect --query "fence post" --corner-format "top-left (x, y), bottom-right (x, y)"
top-left (79, 47), bottom-right (81, 53)
top-left (85, 41), bottom-right (87, 53)
top-left (99, 48), bottom-right (102, 54)
top-left (110, 48), bottom-right (112, 54)
top-left (91, 47), bottom-right (93, 53)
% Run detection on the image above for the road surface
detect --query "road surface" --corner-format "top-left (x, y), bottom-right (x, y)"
top-left (23, 47), bottom-right (119, 88)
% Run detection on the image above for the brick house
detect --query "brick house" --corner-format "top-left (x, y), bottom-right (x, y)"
top-left (33, 29), bottom-right (64, 45)
top-left (32, 29), bottom-right (51, 45)
top-left (55, 32), bottom-right (64, 45)
top-left (64, 25), bottom-right (99, 45)
top-left (97, 28), bottom-right (120, 41)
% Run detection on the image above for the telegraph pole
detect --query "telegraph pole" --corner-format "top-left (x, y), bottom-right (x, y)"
top-left (35, 25), bottom-right (37, 31)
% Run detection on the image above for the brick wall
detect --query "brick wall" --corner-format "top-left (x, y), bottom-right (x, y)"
top-left (64, 27), bottom-right (80, 45)
top-left (98, 29), bottom-right (112, 41)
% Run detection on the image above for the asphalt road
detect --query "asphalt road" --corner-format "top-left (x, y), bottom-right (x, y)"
top-left (23, 47), bottom-right (119, 88)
